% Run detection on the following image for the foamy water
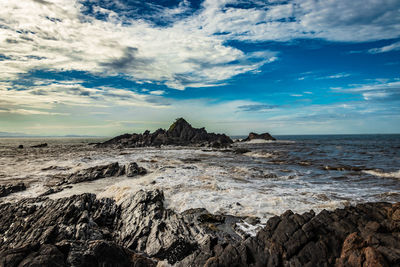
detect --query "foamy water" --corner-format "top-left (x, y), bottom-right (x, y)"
top-left (0, 135), bottom-right (399, 223)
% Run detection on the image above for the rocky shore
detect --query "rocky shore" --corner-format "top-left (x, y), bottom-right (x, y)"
top-left (1, 189), bottom-right (399, 267)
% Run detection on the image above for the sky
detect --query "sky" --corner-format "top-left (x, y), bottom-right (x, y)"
top-left (0, 0), bottom-right (400, 136)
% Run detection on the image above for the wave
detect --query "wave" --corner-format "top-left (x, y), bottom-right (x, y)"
top-left (363, 170), bottom-right (400, 179)
top-left (244, 151), bottom-right (274, 158)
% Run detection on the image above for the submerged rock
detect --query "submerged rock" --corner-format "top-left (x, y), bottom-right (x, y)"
top-left (1, 190), bottom-right (399, 266)
top-left (98, 118), bottom-right (233, 148)
top-left (31, 143), bottom-right (48, 148)
top-left (243, 132), bottom-right (276, 141)
top-left (0, 183), bottom-right (26, 198)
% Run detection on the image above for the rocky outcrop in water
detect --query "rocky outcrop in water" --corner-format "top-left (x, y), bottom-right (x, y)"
top-left (98, 118), bottom-right (233, 148)
top-left (0, 183), bottom-right (26, 198)
top-left (1, 189), bottom-right (399, 267)
top-left (58, 162), bottom-right (146, 185)
top-left (31, 143), bottom-right (48, 148)
top-left (243, 132), bottom-right (276, 141)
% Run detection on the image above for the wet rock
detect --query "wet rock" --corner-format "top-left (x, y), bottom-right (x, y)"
top-left (60, 162), bottom-right (124, 184)
top-left (126, 162), bottom-right (147, 177)
top-left (233, 148), bottom-right (251, 154)
top-left (243, 132), bottom-right (276, 141)
top-left (98, 118), bottom-right (233, 148)
top-left (0, 182), bottom-right (26, 197)
top-left (199, 202), bottom-right (400, 267)
top-left (31, 143), bottom-right (48, 148)
top-left (0, 194), bottom-right (157, 266)
top-left (59, 162), bottom-right (146, 185)
top-left (323, 165), bottom-right (365, 172)
top-left (1, 190), bottom-right (399, 266)
top-left (39, 186), bottom-right (64, 197)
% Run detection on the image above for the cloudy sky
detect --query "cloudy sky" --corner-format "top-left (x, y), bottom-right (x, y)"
top-left (1, 0), bottom-right (400, 136)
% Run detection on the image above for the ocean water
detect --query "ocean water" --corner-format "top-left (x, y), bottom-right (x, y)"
top-left (0, 135), bottom-right (399, 224)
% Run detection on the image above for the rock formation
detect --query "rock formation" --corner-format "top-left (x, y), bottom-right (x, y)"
top-left (31, 143), bottom-right (48, 148)
top-left (58, 162), bottom-right (146, 185)
top-left (98, 118), bottom-right (233, 148)
top-left (243, 132), bottom-right (276, 141)
top-left (1, 189), bottom-right (399, 266)
top-left (0, 183), bottom-right (26, 198)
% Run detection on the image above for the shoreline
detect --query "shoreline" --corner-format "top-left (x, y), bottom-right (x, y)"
top-left (1, 189), bottom-right (399, 266)
top-left (1, 130), bottom-right (399, 266)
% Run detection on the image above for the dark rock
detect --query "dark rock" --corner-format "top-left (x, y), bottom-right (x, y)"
top-left (1, 190), bottom-right (399, 266)
top-left (243, 132), bottom-right (276, 141)
top-left (31, 143), bottom-right (48, 148)
top-left (18, 145), bottom-right (23, 149)
top-left (198, 202), bottom-right (400, 267)
top-left (126, 162), bottom-right (147, 177)
top-left (58, 162), bottom-right (146, 185)
top-left (60, 162), bottom-right (125, 185)
top-left (323, 165), bottom-right (365, 172)
top-left (233, 148), bottom-right (251, 154)
top-left (98, 118), bottom-right (233, 148)
top-left (39, 186), bottom-right (64, 197)
top-left (0, 182), bottom-right (26, 197)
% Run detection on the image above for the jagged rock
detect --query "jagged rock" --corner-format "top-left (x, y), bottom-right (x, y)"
top-left (126, 162), bottom-right (147, 177)
top-left (243, 132), bottom-right (276, 141)
top-left (0, 194), bottom-right (157, 266)
top-left (31, 143), bottom-right (48, 148)
top-left (39, 186), bottom-right (65, 197)
top-left (60, 162), bottom-right (125, 185)
top-left (1, 190), bottom-right (399, 267)
top-left (0, 183), bottom-right (26, 197)
top-left (198, 202), bottom-right (400, 267)
top-left (59, 162), bottom-right (146, 185)
top-left (98, 118), bottom-right (233, 148)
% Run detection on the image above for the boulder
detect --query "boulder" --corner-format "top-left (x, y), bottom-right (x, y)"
top-left (126, 162), bottom-right (147, 177)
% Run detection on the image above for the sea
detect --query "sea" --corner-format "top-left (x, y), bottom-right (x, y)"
top-left (1, 134), bottom-right (399, 227)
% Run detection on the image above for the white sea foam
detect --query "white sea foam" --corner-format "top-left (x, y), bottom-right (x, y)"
top-left (244, 151), bottom-right (274, 158)
top-left (1, 139), bottom-right (399, 224)
top-left (363, 170), bottom-right (400, 179)
top-left (236, 222), bottom-right (265, 237)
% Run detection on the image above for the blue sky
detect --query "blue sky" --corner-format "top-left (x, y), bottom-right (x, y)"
top-left (0, 0), bottom-right (400, 136)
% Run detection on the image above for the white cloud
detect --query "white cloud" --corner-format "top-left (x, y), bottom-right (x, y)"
top-left (326, 73), bottom-right (351, 79)
top-left (368, 41), bottom-right (400, 54)
top-left (149, 90), bottom-right (165, 95)
top-left (182, 0), bottom-right (400, 42)
top-left (332, 79), bottom-right (400, 101)
top-left (1, 0), bottom-right (399, 93)
top-left (0, 108), bottom-right (69, 116)
top-left (0, 0), bottom-right (277, 90)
